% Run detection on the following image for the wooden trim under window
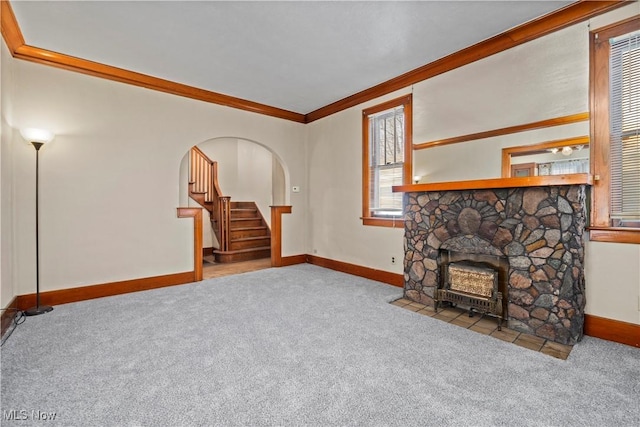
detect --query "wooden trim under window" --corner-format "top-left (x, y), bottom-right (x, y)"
top-left (361, 217), bottom-right (405, 228)
top-left (362, 95), bottom-right (412, 227)
top-left (588, 227), bottom-right (640, 244)
top-left (589, 16), bottom-right (640, 243)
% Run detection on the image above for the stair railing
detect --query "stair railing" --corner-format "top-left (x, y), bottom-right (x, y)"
top-left (218, 196), bottom-right (231, 252)
top-left (189, 147), bottom-right (230, 251)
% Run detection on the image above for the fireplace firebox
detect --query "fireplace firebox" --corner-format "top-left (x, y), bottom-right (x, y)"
top-left (436, 250), bottom-right (508, 330)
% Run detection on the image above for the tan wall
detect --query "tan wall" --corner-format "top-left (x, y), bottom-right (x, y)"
top-left (196, 138), bottom-right (276, 225)
top-left (306, 89), bottom-right (409, 273)
top-left (6, 50), bottom-right (307, 298)
top-left (307, 4), bottom-right (640, 324)
top-left (185, 137), bottom-right (280, 249)
top-left (1, 42), bottom-right (16, 307)
top-left (2, 4), bottom-right (638, 325)
top-left (582, 4), bottom-right (640, 325)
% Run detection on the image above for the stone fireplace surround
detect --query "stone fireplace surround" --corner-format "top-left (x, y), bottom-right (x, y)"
top-left (398, 177), bottom-right (590, 345)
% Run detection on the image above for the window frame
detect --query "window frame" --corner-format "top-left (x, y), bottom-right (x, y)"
top-left (590, 16), bottom-right (640, 244)
top-left (362, 94), bottom-right (412, 228)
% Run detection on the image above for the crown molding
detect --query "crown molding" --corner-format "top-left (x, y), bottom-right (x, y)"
top-left (0, 1), bottom-right (306, 123)
top-left (304, 1), bottom-right (629, 123)
top-left (0, 0), bottom-right (23, 49)
top-left (1, 0), bottom-right (630, 124)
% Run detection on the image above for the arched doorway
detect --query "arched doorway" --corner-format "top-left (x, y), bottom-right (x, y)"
top-left (178, 137), bottom-right (289, 278)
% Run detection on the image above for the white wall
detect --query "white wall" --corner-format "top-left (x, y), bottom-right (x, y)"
top-left (6, 51), bottom-right (307, 296)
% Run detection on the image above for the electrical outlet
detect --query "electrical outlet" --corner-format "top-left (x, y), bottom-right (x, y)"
top-left (391, 256), bottom-right (396, 265)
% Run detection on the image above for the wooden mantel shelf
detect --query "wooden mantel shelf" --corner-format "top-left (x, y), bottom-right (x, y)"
top-left (393, 173), bottom-right (593, 193)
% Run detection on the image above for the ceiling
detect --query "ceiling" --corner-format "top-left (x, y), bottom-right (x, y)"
top-left (10, 1), bottom-right (574, 115)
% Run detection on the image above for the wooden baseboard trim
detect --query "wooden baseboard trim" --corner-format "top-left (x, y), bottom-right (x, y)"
top-left (1, 296), bottom-right (19, 338)
top-left (16, 271), bottom-right (196, 310)
top-left (306, 255), bottom-right (403, 288)
top-left (279, 254), bottom-right (307, 267)
top-left (584, 314), bottom-right (640, 348)
top-left (203, 247), bottom-right (214, 257)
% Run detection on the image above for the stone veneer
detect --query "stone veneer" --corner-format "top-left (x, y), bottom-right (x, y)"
top-left (403, 185), bottom-right (588, 345)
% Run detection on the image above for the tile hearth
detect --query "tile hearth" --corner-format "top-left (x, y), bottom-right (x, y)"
top-left (390, 298), bottom-right (573, 360)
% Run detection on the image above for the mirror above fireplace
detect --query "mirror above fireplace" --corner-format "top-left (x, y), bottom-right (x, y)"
top-left (502, 136), bottom-right (590, 178)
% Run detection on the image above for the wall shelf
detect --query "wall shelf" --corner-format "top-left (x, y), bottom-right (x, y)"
top-left (392, 173), bottom-right (593, 193)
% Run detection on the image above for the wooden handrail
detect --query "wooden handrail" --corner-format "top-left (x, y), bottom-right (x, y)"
top-left (218, 196), bottom-right (231, 252)
top-left (189, 147), bottom-right (230, 249)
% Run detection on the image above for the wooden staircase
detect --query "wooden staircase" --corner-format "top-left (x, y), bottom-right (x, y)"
top-left (215, 201), bottom-right (271, 263)
top-left (189, 147), bottom-right (271, 263)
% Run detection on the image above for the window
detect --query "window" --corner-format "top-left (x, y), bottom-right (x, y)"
top-left (362, 95), bottom-right (412, 227)
top-left (591, 17), bottom-right (640, 243)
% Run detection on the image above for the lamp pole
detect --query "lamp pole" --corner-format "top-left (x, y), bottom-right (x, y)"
top-left (21, 129), bottom-right (55, 316)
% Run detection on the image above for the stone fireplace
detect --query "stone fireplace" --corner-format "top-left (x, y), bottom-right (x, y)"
top-left (400, 181), bottom-right (589, 345)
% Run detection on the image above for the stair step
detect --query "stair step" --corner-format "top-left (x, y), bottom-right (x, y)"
top-left (230, 236), bottom-right (271, 250)
top-left (230, 201), bottom-right (257, 209)
top-left (231, 208), bottom-right (259, 219)
top-left (213, 246), bottom-right (271, 263)
top-left (231, 218), bottom-right (263, 228)
top-left (230, 226), bottom-right (269, 239)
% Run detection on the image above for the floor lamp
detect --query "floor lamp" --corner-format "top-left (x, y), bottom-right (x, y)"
top-left (20, 128), bottom-right (55, 316)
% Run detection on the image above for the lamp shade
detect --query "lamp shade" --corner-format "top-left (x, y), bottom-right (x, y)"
top-left (20, 128), bottom-right (55, 144)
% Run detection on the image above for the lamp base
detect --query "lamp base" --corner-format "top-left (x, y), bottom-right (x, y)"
top-left (23, 305), bottom-right (53, 316)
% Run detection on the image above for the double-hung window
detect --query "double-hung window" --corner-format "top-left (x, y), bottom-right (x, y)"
top-left (362, 95), bottom-right (412, 227)
top-left (591, 17), bottom-right (640, 243)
